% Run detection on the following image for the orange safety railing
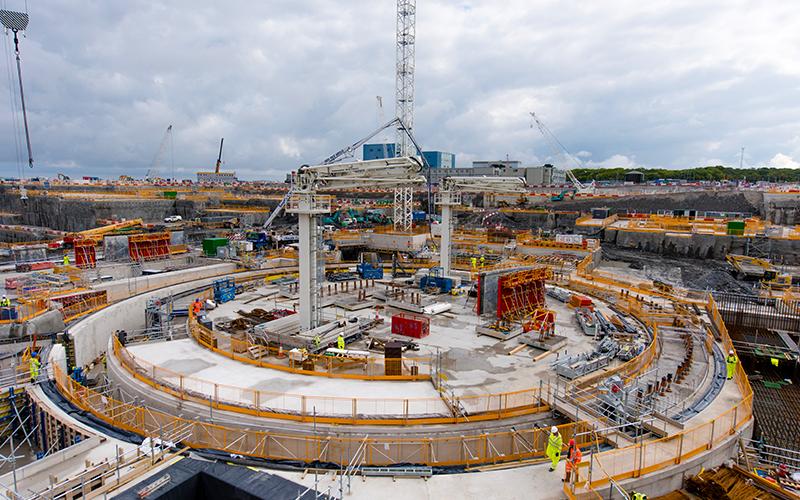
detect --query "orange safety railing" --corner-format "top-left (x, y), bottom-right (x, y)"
top-left (55, 360), bottom-right (597, 467)
top-left (113, 334), bottom-right (549, 426)
top-left (55, 292), bottom-right (108, 323)
top-left (564, 296), bottom-right (753, 497)
top-left (0, 299), bottom-right (49, 324)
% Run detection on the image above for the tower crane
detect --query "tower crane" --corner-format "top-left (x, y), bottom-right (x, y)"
top-left (436, 176), bottom-right (527, 276)
top-left (529, 112), bottom-right (594, 194)
top-left (287, 156), bottom-right (426, 331)
top-left (146, 125), bottom-right (173, 180)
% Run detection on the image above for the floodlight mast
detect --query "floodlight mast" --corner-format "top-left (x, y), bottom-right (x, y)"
top-left (1, 10), bottom-right (33, 170)
top-left (436, 176), bottom-right (527, 276)
top-left (287, 157), bottom-right (425, 331)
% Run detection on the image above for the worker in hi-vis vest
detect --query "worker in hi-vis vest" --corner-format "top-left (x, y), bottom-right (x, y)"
top-left (29, 352), bottom-right (41, 383)
top-left (63, 253), bottom-right (70, 266)
top-left (546, 425), bottom-right (563, 472)
top-left (726, 349), bottom-right (738, 380)
top-left (337, 334), bottom-right (345, 350)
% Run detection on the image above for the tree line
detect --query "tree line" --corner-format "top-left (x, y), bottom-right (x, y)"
top-left (570, 166), bottom-right (800, 183)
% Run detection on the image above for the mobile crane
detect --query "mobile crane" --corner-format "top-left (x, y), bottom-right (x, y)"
top-left (529, 112), bottom-right (595, 197)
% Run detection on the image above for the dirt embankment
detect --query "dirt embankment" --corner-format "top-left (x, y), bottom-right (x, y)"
top-left (548, 190), bottom-right (764, 216)
top-left (600, 247), bottom-right (756, 294)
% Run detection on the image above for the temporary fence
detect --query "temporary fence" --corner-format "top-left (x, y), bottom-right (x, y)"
top-left (564, 296), bottom-right (754, 497)
top-left (112, 335), bottom-right (548, 426)
top-left (188, 309), bottom-right (433, 381)
top-left (54, 362), bottom-right (597, 467)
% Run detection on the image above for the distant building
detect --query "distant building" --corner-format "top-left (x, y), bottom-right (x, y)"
top-left (197, 171), bottom-right (237, 184)
top-left (427, 167), bottom-right (480, 184)
top-left (624, 171), bottom-right (645, 184)
top-left (363, 144), bottom-right (455, 168)
top-left (422, 151), bottom-right (455, 169)
top-left (362, 143), bottom-right (397, 161)
top-left (427, 162), bottom-right (566, 186)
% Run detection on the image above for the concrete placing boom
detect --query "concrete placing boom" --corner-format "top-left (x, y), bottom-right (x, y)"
top-left (264, 118), bottom-right (429, 231)
top-left (436, 176), bottom-right (527, 275)
top-left (288, 157), bottom-right (425, 331)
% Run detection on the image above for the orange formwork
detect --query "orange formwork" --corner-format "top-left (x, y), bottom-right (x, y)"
top-left (128, 232), bottom-right (170, 262)
top-left (73, 239), bottom-right (97, 268)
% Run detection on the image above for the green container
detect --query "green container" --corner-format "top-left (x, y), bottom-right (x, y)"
top-left (727, 220), bottom-right (745, 236)
top-left (202, 238), bottom-right (229, 257)
top-left (163, 191), bottom-right (178, 199)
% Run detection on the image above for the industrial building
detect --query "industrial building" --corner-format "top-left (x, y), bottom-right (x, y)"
top-left (363, 143), bottom-right (455, 169)
top-left (427, 161), bottom-right (567, 186)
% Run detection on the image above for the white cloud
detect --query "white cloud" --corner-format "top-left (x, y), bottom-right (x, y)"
top-left (768, 153), bottom-right (800, 169)
top-left (585, 154), bottom-right (637, 169)
top-left (1, 1), bottom-right (800, 179)
top-left (278, 137), bottom-right (301, 159)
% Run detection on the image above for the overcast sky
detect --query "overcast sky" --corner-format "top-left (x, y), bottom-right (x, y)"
top-left (0, 0), bottom-right (799, 180)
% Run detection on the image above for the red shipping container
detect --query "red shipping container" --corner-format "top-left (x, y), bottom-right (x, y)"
top-left (391, 313), bottom-right (430, 339)
top-left (29, 261), bottom-right (55, 271)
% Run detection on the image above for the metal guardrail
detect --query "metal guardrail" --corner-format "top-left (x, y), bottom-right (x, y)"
top-left (54, 362), bottom-right (598, 467)
top-left (113, 334), bottom-right (549, 426)
top-left (564, 296), bottom-right (754, 497)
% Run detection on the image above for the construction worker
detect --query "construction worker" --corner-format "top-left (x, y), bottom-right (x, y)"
top-left (192, 298), bottom-right (202, 316)
top-left (313, 335), bottom-right (321, 349)
top-left (564, 438), bottom-right (582, 483)
top-left (631, 492), bottom-right (648, 500)
top-left (470, 257), bottom-right (477, 270)
top-left (29, 352), bottom-right (40, 384)
top-left (546, 425), bottom-right (563, 472)
top-left (0, 295), bottom-right (10, 307)
top-left (337, 333), bottom-right (345, 350)
top-left (63, 253), bottom-right (70, 266)
top-left (479, 255), bottom-right (485, 269)
top-left (726, 349), bottom-right (738, 380)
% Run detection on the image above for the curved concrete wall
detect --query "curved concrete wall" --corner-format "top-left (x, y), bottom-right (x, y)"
top-left (63, 263), bottom-right (240, 368)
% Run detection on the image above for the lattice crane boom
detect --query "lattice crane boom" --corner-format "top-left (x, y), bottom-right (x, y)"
top-left (146, 125), bottom-right (173, 180)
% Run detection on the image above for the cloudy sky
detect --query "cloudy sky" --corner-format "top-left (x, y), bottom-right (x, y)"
top-left (0, 0), bottom-right (799, 180)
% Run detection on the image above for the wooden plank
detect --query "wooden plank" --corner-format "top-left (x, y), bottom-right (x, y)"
top-left (507, 344), bottom-right (527, 355)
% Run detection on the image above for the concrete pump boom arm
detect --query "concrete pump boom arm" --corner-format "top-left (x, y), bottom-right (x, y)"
top-left (441, 176), bottom-right (527, 194)
top-left (294, 157), bottom-right (426, 192)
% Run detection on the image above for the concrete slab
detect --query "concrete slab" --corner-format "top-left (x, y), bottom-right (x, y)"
top-left (126, 339), bottom-right (449, 417)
